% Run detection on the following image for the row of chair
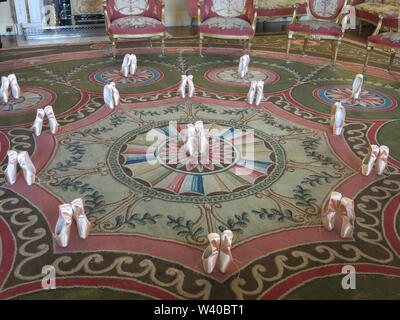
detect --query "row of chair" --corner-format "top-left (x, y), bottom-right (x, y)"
top-left (103, 0), bottom-right (399, 72)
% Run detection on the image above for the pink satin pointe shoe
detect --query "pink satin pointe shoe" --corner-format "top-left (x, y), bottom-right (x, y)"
top-left (178, 75), bottom-right (188, 98)
top-left (8, 74), bottom-right (21, 99)
top-left (121, 54), bottom-right (131, 77)
top-left (332, 102), bottom-right (346, 136)
top-left (71, 198), bottom-right (91, 239)
top-left (351, 74), bottom-right (363, 100)
top-left (338, 197), bottom-right (355, 238)
top-left (361, 145), bottom-right (379, 176)
top-left (255, 81), bottom-right (264, 106)
top-left (376, 145), bottom-right (389, 175)
top-left (44, 105), bottom-right (60, 134)
top-left (322, 191), bottom-right (342, 231)
top-left (110, 82), bottom-right (120, 107)
top-left (1, 76), bottom-right (10, 104)
top-left (238, 54), bottom-right (250, 79)
top-left (218, 230), bottom-right (233, 273)
top-left (17, 151), bottom-right (36, 186)
top-left (195, 120), bottom-right (208, 155)
top-left (185, 123), bottom-right (196, 156)
top-left (202, 233), bottom-right (221, 274)
top-left (31, 108), bottom-right (45, 136)
top-left (247, 81), bottom-right (257, 105)
top-left (187, 75), bottom-right (195, 98)
top-left (5, 150), bottom-right (18, 185)
top-left (55, 204), bottom-right (73, 247)
top-left (103, 84), bottom-right (115, 110)
top-left (129, 54), bottom-right (137, 75)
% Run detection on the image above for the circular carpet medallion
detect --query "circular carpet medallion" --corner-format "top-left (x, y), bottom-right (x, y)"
top-left (0, 86), bottom-right (56, 115)
top-left (205, 66), bottom-right (280, 87)
top-left (90, 66), bottom-right (164, 87)
top-left (313, 85), bottom-right (397, 111)
top-left (107, 119), bottom-right (286, 203)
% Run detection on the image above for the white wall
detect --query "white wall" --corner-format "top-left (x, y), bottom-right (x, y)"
top-left (165, 0), bottom-right (191, 27)
top-left (0, 0), bottom-right (191, 35)
top-left (0, 1), bottom-right (16, 35)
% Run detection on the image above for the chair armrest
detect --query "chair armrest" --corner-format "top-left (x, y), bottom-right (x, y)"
top-left (197, 0), bottom-right (205, 25)
top-left (103, 4), bottom-right (111, 31)
top-left (246, 0), bottom-right (258, 31)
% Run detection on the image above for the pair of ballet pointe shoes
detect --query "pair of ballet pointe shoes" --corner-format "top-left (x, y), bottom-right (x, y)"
top-left (330, 102), bottom-right (346, 136)
top-left (238, 54), bottom-right (250, 79)
top-left (361, 145), bottom-right (389, 176)
top-left (1, 74), bottom-right (21, 104)
top-left (202, 230), bottom-right (234, 274)
top-left (31, 105), bottom-right (60, 136)
top-left (178, 74), bottom-right (195, 99)
top-left (121, 54), bottom-right (137, 77)
top-left (5, 150), bottom-right (36, 186)
top-left (103, 82), bottom-right (120, 110)
top-left (55, 198), bottom-right (91, 247)
top-left (322, 191), bottom-right (355, 238)
top-left (247, 81), bottom-right (264, 106)
top-left (183, 121), bottom-right (208, 156)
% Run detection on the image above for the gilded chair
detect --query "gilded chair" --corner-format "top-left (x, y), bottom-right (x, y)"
top-left (104, 0), bottom-right (166, 57)
top-left (197, 0), bottom-right (258, 56)
top-left (286, 0), bottom-right (351, 67)
top-left (364, 14), bottom-right (400, 72)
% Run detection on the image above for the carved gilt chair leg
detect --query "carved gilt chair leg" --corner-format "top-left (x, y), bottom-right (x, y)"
top-left (332, 40), bottom-right (341, 69)
top-left (363, 45), bottom-right (372, 74)
top-left (160, 35), bottom-right (165, 57)
top-left (199, 35), bottom-right (204, 57)
top-left (286, 33), bottom-right (293, 63)
top-left (302, 38), bottom-right (308, 57)
top-left (388, 52), bottom-right (396, 71)
top-left (111, 37), bottom-right (117, 59)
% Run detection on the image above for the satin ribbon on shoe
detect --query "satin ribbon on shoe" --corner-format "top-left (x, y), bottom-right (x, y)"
top-left (1, 76), bottom-right (10, 104)
top-left (218, 230), bottom-right (233, 273)
top-left (187, 75), bottom-right (195, 98)
top-left (195, 120), bottom-right (208, 155)
top-left (185, 123), bottom-right (196, 156)
top-left (178, 75), bottom-right (188, 99)
top-left (44, 105), bottom-right (60, 134)
top-left (5, 150), bottom-right (18, 185)
top-left (376, 145), bottom-right (389, 175)
top-left (238, 54), bottom-right (250, 79)
top-left (103, 84), bottom-right (115, 110)
top-left (255, 81), bottom-right (264, 106)
top-left (247, 81), bottom-right (257, 105)
top-left (129, 54), bottom-right (137, 75)
top-left (31, 108), bottom-right (45, 136)
top-left (322, 191), bottom-right (342, 231)
top-left (17, 151), bottom-right (36, 186)
top-left (331, 102), bottom-right (346, 136)
top-left (202, 233), bottom-right (221, 274)
top-left (110, 82), bottom-right (120, 107)
top-left (351, 74), bottom-right (363, 100)
top-left (8, 74), bottom-right (21, 99)
top-left (121, 54), bottom-right (131, 77)
top-left (55, 203), bottom-right (73, 247)
top-left (338, 197), bottom-right (355, 238)
top-left (71, 198), bottom-right (91, 239)
top-left (361, 144), bottom-right (379, 176)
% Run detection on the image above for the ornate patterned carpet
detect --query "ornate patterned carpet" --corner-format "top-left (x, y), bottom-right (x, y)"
top-left (0, 35), bottom-right (399, 300)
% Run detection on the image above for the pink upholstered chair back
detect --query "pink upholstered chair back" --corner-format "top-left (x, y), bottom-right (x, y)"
top-left (308, 0), bottom-right (347, 20)
top-left (106, 0), bottom-right (162, 21)
top-left (199, 0), bottom-right (255, 23)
